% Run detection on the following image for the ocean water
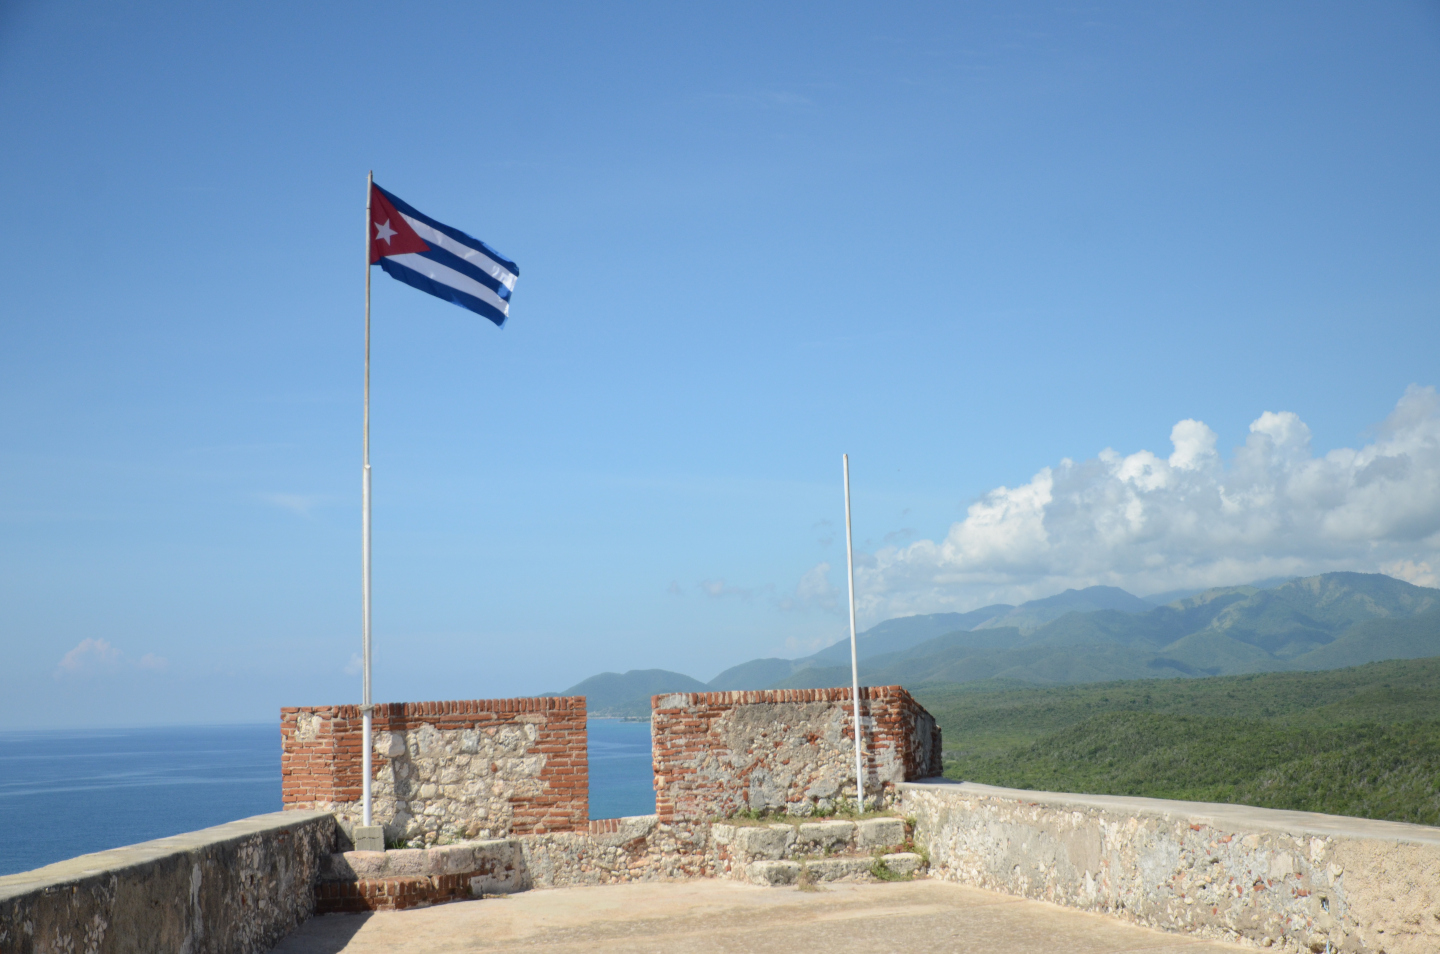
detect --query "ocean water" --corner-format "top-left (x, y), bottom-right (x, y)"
top-left (0, 719), bottom-right (654, 877)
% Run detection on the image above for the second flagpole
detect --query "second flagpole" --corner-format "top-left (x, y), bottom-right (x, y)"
top-left (361, 171), bottom-right (374, 831)
top-left (843, 454), bottom-right (865, 811)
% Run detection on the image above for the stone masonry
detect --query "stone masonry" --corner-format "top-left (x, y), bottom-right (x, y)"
top-left (281, 696), bottom-right (587, 846)
top-left (898, 780), bottom-right (1440, 954)
top-left (652, 686), bottom-right (942, 821)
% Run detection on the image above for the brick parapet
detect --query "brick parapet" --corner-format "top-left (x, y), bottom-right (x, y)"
top-left (651, 685), bottom-right (941, 822)
top-left (281, 696), bottom-right (588, 842)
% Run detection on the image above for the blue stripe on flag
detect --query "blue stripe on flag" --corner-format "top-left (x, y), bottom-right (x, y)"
top-left (413, 245), bottom-right (512, 301)
top-left (378, 257), bottom-right (508, 327)
top-left (376, 186), bottom-right (519, 279)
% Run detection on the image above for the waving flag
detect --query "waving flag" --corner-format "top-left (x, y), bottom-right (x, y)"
top-left (368, 183), bottom-right (519, 327)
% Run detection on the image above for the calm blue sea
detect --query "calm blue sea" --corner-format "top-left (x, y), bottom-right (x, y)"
top-left (0, 719), bottom-right (654, 877)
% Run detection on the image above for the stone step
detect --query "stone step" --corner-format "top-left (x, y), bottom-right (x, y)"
top-left (712, 817), bottom-right (908, 862)
top-left (746, 852), bottom-right (924, 887)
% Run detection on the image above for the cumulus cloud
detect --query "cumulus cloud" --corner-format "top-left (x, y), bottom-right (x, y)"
top-left (54, 638), bottom-right (123, 677)
top-left (56, 641), bottom-right (172, 678)
top-left (779, 562), bottom-right (840, 613)
top-left (853, 386), bottom-right (1440, 621)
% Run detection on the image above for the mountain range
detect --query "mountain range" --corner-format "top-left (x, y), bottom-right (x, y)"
top-left (553, 572), bottom-right (1440, 717)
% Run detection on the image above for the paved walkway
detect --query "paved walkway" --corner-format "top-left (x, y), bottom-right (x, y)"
top-left (271, 880), bottom-right (1248, 953)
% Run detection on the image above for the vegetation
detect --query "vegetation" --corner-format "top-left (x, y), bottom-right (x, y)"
top-left (915, 656), bottom-right (1440, 826)
top-left (722, 799), bottom-right (895, 826)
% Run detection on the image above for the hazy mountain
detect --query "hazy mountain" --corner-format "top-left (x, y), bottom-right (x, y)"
top-left (974, 586), bottom-right (1153, 634)
top-left (551, 573), bottom-right (1440, 715)
top-left (801, 605), bottom-right (1014, 667)
top-left (547, 668), bottom-right (709, 718)
top-left (1143, 576), bottom-right (1294, 606)
top-left (1288, 608), bottom-right (1440, 671)
top-left (763, 573), bottom-right (1440, 691)
top-left (707, 658), bottom-right (797, 691)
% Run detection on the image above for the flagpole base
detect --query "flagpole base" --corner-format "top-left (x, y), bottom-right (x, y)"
top-left (353, 825), bottom-right (384, 852)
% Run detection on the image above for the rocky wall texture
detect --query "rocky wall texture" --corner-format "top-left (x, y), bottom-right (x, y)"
top-left (0, 811), bottom-right (335, 954)
top-left (314, 816), bottom-right (715, 909)
top-left (652, 686), bottom-right (942, 821)
top-left (315, 839), bottom-right (529, 912)
top-left (281, 696), bottom-right (588, 846)
top-left (898, 781), bottom-right (1440, 954)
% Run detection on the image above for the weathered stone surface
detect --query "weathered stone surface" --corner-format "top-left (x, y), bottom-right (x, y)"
top-left (0, 811), bottom-right (335, 954)
top-left (898, 781), bottom-right (1440, 954)
top-left (804, 856), bottom-right (875, 882)
top-left (855, 817), bottom-right (906, 850)
top-left (881, 852), bottom-right (923, 876)
top-left (747, 860), bottom-right (802, 885)
top-left (733, 824), bottom-right (796, 860)
top-left (652, 687), bottom-right (942, 821)
top-left (797, 820), bottom-right (854, 852)
top-left (282, 698), bottom-right (588, 848)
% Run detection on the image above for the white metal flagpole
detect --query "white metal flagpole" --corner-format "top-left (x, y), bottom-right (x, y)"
top-left (843, 454), bottom-right (865, 812)
top-left (361, 171), bottom-right (374, 829)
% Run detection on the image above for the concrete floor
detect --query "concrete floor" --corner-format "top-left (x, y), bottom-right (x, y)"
top-left (270, 880), bottom-right (1249, 954)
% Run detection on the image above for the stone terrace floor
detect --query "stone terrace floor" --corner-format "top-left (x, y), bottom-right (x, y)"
top-left (270, 879), bottom-right (1248, 954)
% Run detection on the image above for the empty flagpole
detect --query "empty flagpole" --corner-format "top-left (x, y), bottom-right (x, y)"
top-left (361, 170), bottom-right (374, 829)
top-left (843, 454), bottom-right (865, 811)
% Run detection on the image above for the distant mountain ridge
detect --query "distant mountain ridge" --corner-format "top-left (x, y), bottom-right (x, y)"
top-left (552, 573), bottom-right (1440, 717)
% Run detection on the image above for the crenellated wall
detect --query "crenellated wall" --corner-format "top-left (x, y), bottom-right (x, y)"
top-left (651, 685), bottom-right (942, 821)
top-left (281, 696), bottom-right (588, 845)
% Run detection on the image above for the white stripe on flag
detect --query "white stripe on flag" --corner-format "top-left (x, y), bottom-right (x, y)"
top-left (400, 214), bottom-right (518, 290)
top-left (384, 253), bottom-right (512, 315)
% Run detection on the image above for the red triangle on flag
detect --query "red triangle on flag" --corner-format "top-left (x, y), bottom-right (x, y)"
top-left (369, 185), bottom-right (430, 263)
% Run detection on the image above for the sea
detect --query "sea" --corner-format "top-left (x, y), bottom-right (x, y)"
top-left (0, 719), bottom-right (655, 878)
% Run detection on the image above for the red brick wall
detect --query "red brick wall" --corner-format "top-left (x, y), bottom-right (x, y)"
top-left (650, 685), bottom-right (942, 822)
top-left (281, 696), bottom-right (588, 835)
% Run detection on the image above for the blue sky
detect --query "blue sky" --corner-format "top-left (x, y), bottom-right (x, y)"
top-left (2, 1), bottom-right (1439, 727)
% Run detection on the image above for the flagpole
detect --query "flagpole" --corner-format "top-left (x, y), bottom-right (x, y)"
top-left (362, 170), bottom-right (374, 830)
top-left (843, 454), bottom-right (865, 811)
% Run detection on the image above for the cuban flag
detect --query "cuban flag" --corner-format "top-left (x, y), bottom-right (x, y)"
top-left (369, 183), bottom-right (519, 327)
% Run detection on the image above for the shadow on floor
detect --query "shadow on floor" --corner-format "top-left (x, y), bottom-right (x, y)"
top-left (270, 911), bottom-right (374, 954)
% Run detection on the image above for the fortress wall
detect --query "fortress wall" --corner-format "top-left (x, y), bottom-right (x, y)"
top-left (281, 696), bottom-right (588, 846)
top-left (0, 811), bottom-right (335, 954)
top-left (898, 781), bottom-right (1440, 954)
top-left (651, 685), bottom-right (942, 821)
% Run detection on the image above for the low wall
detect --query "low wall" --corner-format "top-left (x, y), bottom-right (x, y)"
top-left (898, 781), bottom-right (1440, 954)
top-left (282, 696), bottom-right (588, 845)
top-left (0, 811), bottom-right (335, 954)
top-left (652, 686), bottom-right (942, 821)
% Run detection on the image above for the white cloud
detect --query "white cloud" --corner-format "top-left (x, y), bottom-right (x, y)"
top-left (54, 640), bottom-right (173, 678)
top-left (779, 562), bottom-right (840, 613)
top-left (344, 653), bottom-right (363, 676)
top-left (55, 638), bottom-right (123, 677)
top-left (853, 386), bottom-right (1440, 622)
top-left (1381, 559), bottom-right (1440, 588)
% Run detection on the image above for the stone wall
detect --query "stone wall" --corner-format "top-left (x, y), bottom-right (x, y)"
top-left (652, 685), bottom-right (942, 821)
top-left (281, 696), bottom-right (588, 845)
top-left (0, 811), bottom-right (335, 954)
top-left (898, 780), bottom-right (1440, 954)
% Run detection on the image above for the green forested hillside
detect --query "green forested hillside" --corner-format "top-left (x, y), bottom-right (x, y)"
top-left (769, 573), bottom-right (1440, 690)
top-left (914, 656), bottom-right (1440, 825)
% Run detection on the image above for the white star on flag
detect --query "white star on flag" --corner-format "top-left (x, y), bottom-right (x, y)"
top-left (374, 219), bottom-right (397, 244)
